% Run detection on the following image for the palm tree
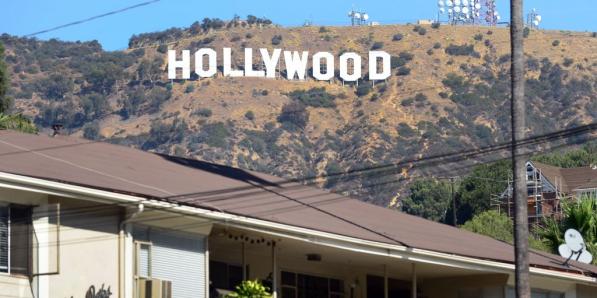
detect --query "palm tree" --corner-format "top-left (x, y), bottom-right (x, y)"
top-left (538, 195), bottom-right (597, 265)
top-left (0, 113), bottom-right (38, 133)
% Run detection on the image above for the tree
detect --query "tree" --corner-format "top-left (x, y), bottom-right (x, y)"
top-left (401, 179), bottom-right (451, 222)
top-left (278, 102), bottom-right (308, 131)
top-left (0, 42), bottom-right (10, 113)
top-left (538, 196), bottom-right (597, 265)
top-left (456, 160), bottom-right (510, 224)
top-left (0, 114), bottom-right (38, 133)
top-left (462, 210), bottom-right (513, 243)
top-left (137, 58), bottom-right (163, 84)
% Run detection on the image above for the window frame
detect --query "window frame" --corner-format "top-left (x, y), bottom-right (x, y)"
top-left (0, 203), bottom-right (32, 277)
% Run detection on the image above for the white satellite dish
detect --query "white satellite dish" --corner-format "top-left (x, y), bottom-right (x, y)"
top-left (462, 0), bottom-right (469, 6)
top-left (448, 8), bottom-right (453, 14)
top-left (438, 0), bottom-right (445, 7)
top-left (535, 15), bottom-right (542, 22)
top-left (348, 11), bottom-right (353, 17)
top-left (558, 229), bottom-right (593, 265)
top-left (454, 6), bottom-right (461, 13)
top-left (446, 0), bottom-right (453, 7)
top-left (475, 3), bottom-right (481, 9)
top-left (362, 14), bottom-right (369, 20)
top-left (354, 12), bottom-right (361, 18)
top-left (496, 15), bottom-right (501, 21)
top-left (454, 0), bottom-right (461, 6)
top-left (462, 7), bottom-right (469, 14)
top-left (533, 20), bottom-right (539, 26)
top-left (440, 7), bottom-right (446, 14)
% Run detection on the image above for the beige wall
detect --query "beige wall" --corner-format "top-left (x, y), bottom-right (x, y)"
top-left (0, 275), bottom-right (34, 298)
top-left (421, 274), bottom-right (508, 298)
top-left (577, 284), bottom-right (597, 298)
top-left (46, 196), bottom-right (121, 298)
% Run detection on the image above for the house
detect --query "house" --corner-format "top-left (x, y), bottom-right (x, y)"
top-left (0, 130), bottom-right (596, 298)
top-left (497, 161), bottom-right (597, 225)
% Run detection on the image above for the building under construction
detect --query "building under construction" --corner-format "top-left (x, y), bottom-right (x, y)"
top-left (495, 161), bottom-right (597, 226)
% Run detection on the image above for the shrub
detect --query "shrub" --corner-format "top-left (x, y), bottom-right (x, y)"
top-left (418, 27), bottom-right (427, 35)
top-left (400, 98), bottom-right (414, 106)
top-left (230, 36), bottom-right (241, 42)
top-left (426, 49), bottom-right (433, 55)
top-left (392, 33), bottom-right (404, 41)
top-left (474, 33), bottom-right (483, 41)
top-left (157, 44), bottom-right (168, 53)
top-left (198, 122), bottom-right (230, 148)
top-left (523, 27), bottom-right (530, 38)
top-left (194, 108), bottom-right (212, 117)
top-left (271, 35), bottom-right (283, 45)
top-left (288, 87), bottom-right (336, 108)
top-left (278, 101), bottom-right (308, 130)
top-left (431, 22), bottom-right (440, 29)
top-left (445, 44), bottom-right (479, 57)
top-left (433, 42), bottom-right (441, 49)
top-left (319, 26), bottom-right (329, 33)
top-left (226, 280), bottom-right (271, 298)
top-left (563, 58), bottom-right (574, 67)
top-left (413, 25), bottom-right (422, 32)
top-left (185, 84), bottom-right (195, 93)
top-left (244, 110), bottom-right (255, 120)
top-left (552, 40), bottom-right (560, 46)
top-left (355, 83), bottom-right (372, 97)
top-left (245, 33), bottom-right (254, 39)
top-left (399, 51), bottom-right (414, 61)
top-left (397, 123), bottom-right (416, 137)
top-left (396, 66), bottom-right (411, 76)
top-left (371, 41), bottom-right (384, 50)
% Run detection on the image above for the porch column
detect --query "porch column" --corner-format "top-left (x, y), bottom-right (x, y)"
top-left (242, 241), bottom-right (247, 280)
top-left (272, 242), bottom-right (278, 298)
top-left (123, 223), bottom-right (135, 298)
top-left (384, 264), bottom-right (388, 298)
top-left (411, 263), bottom-right (417, 298)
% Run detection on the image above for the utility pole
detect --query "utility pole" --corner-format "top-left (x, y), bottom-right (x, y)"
top-left (510, 0), bottom-right (530, 297)
top-left (450, 177), bottom-right (457, 226)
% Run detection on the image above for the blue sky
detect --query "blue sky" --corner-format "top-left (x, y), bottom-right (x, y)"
top-left (2, 0), bottom-right (596, 51)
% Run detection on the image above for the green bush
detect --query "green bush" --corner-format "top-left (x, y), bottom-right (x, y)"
top-left (445, 44), bottom-right (479, 57)
top-left (396, 66), bottom-right (411, 76)
top-left (185, 84), bottom-right (195, 93)
top-left (523, 27), bottom-right (530, 38)
top-left (197, 122), bottom-right (230, 148)
top-left (355, 83), bottom-right (372, 97)
top-left (431, 22), bottom-right (440, 29)
top-left (474, 33), bottom-right (483, 41)
top-left (226, 280), bottom-right (271, 298)
top-left (244, 110), bottom-right (255, 120)
top-left (288, 87), bottom-right (336, 108)
top-left (552, 40), bottom-right (560, 46)
top-left (371, 41), bottom-right (384, 50)
top-left (271, 35), bottom-right (283, 45)
top-left (433, 42), bottom-right (442, 49)
top-left (278, 101), bottom-right (308, 130)
top-left (194, 108), bottom-right (212, 117)
top-left (392, 33), bottom-right (404, 41)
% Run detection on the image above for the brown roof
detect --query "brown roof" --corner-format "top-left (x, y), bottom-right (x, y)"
top-left (1, 130), bottom-right (596, 276)
top-left (532, 161), bottom-right (597, 193)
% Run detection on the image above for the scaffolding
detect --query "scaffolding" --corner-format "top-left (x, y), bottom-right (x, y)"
top-left (491, 166), bottom-right (571, 228)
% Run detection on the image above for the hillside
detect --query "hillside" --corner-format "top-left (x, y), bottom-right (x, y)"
top-left (2, 22), bottom-right (596, 206)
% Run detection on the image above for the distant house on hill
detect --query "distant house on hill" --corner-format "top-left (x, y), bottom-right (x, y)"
top-left (497, 161), bottom-right (597, 225)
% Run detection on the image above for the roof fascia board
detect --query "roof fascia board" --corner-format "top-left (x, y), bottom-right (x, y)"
top-left (0, 171), bottom-right (595, 284)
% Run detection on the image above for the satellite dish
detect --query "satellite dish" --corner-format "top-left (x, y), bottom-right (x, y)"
top-left (462, 7), bottom-right (469, 14)
top-left (348, 11), bottom-right (353, 17)
top-left (438, 0), bottom-right (445, 7)
top-left (440, 7), bottom-right (446, 13)
top-left (454, 0), bottom-right (461, 6)
top-left (475, 3), bottom-right (481, 9)
top-left (462, 0), bottom-right (469, 6)
top-left (448, 8), bottom-right (453, 13)
top-left (354, 12), bottom-right (361, 18)
top-left (454, 6), bottom-right (461, 13)
top-left (446, 0), bottom-right (453, 7)
top-left (535, 15), bottom-right (542, 22)
top-left (362, 14), bottom-right (369, 20)
top-left (496, 15), bottom-right (501, 21)
top-left (558, 229), bottom-right (593, 265)
top-left (533, 20), bottom-right (539, 26)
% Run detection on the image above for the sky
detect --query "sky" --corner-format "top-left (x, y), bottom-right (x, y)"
top-left (2, 0), bottom-right (596, 51)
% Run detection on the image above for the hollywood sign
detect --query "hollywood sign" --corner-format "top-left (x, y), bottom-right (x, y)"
top-left (167, 48), bottom-right (391, 81)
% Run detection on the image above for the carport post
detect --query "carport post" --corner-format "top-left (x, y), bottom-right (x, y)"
top-left (242, 242), bottom-right (246, 280)
top-left (272, 242), bottom-right (278, 298)
top-left (384, 264), bottom-right (389, 298)
top-left (411, 263), bottom-right (417, 298)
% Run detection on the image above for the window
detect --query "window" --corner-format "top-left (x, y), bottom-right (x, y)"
top-left (281, 271), bottom-right (344, 298)
top-left (366, 275), bottom-right (411, 298)
top-left (0, 204), bottom-right (32, 275)
top-left (209, 261), bottom-right (243, 291)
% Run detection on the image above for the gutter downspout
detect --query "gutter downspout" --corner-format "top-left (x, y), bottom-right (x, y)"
top-left (119, 203), bottom-right (144, 298)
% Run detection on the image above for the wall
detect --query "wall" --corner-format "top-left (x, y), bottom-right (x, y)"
top-left (0, 275), bottom-right (34, 298)
top-left (421, 274), bottom-right (508, 298)
top-left (577, 284), bottom-right (597, 298)
top-left (46, 196), bottom-right (121, 298)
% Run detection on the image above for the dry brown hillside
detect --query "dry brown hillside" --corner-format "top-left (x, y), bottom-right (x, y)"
top-left (2, 23), bottom-right (596, 206)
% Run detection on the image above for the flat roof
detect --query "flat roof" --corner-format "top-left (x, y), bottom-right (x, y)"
top-left (0, 130), bottom-right (595, 276)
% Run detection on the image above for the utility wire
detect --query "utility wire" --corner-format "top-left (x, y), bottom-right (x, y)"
top-left (25, 0), bottom-right (161, 37)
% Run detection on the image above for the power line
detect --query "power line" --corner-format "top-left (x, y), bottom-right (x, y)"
top-left (25, 0), bottom-right (161, 37)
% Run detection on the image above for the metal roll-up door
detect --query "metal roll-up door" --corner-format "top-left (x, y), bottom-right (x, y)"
top-left (150, 231), bottom-right (205, 298)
